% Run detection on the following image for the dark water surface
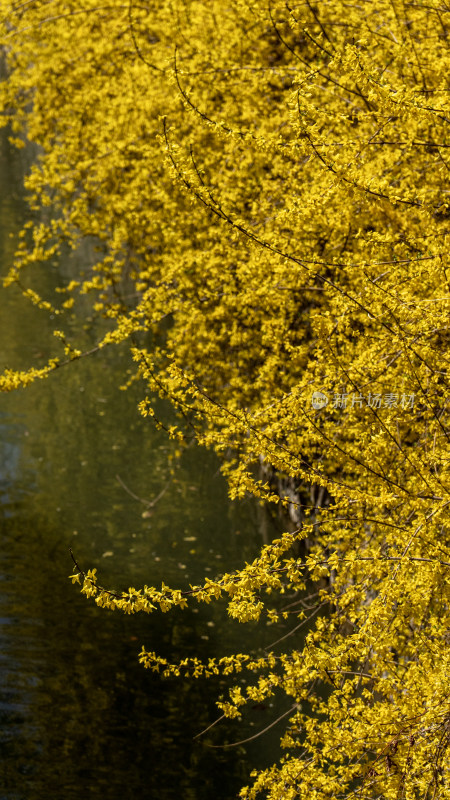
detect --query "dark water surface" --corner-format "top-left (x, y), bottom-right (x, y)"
top-left (0, 132), bottom-right (286, 799)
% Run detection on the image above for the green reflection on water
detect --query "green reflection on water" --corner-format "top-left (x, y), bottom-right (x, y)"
top-left (0, 130), bottom-right (287, 799)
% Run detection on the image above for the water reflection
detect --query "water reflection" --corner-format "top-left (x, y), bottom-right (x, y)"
top-left (0, 130), bottom-right (286, 798)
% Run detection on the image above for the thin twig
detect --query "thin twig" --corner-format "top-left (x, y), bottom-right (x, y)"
top-left (116, 474), bottom-right (168, 508)
top-left (193, 714), bottom-right (226, 740)
top-left (205, 704), bottom-right (299, 748)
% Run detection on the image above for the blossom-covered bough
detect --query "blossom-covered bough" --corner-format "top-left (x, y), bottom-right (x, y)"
top-left (1, 0), bottom-right (449, 797)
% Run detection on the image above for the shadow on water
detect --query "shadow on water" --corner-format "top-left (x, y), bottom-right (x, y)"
top-left (0, 130), bottom-right (292, 798)
top-left (0, 507), bottom-right (256, 800)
